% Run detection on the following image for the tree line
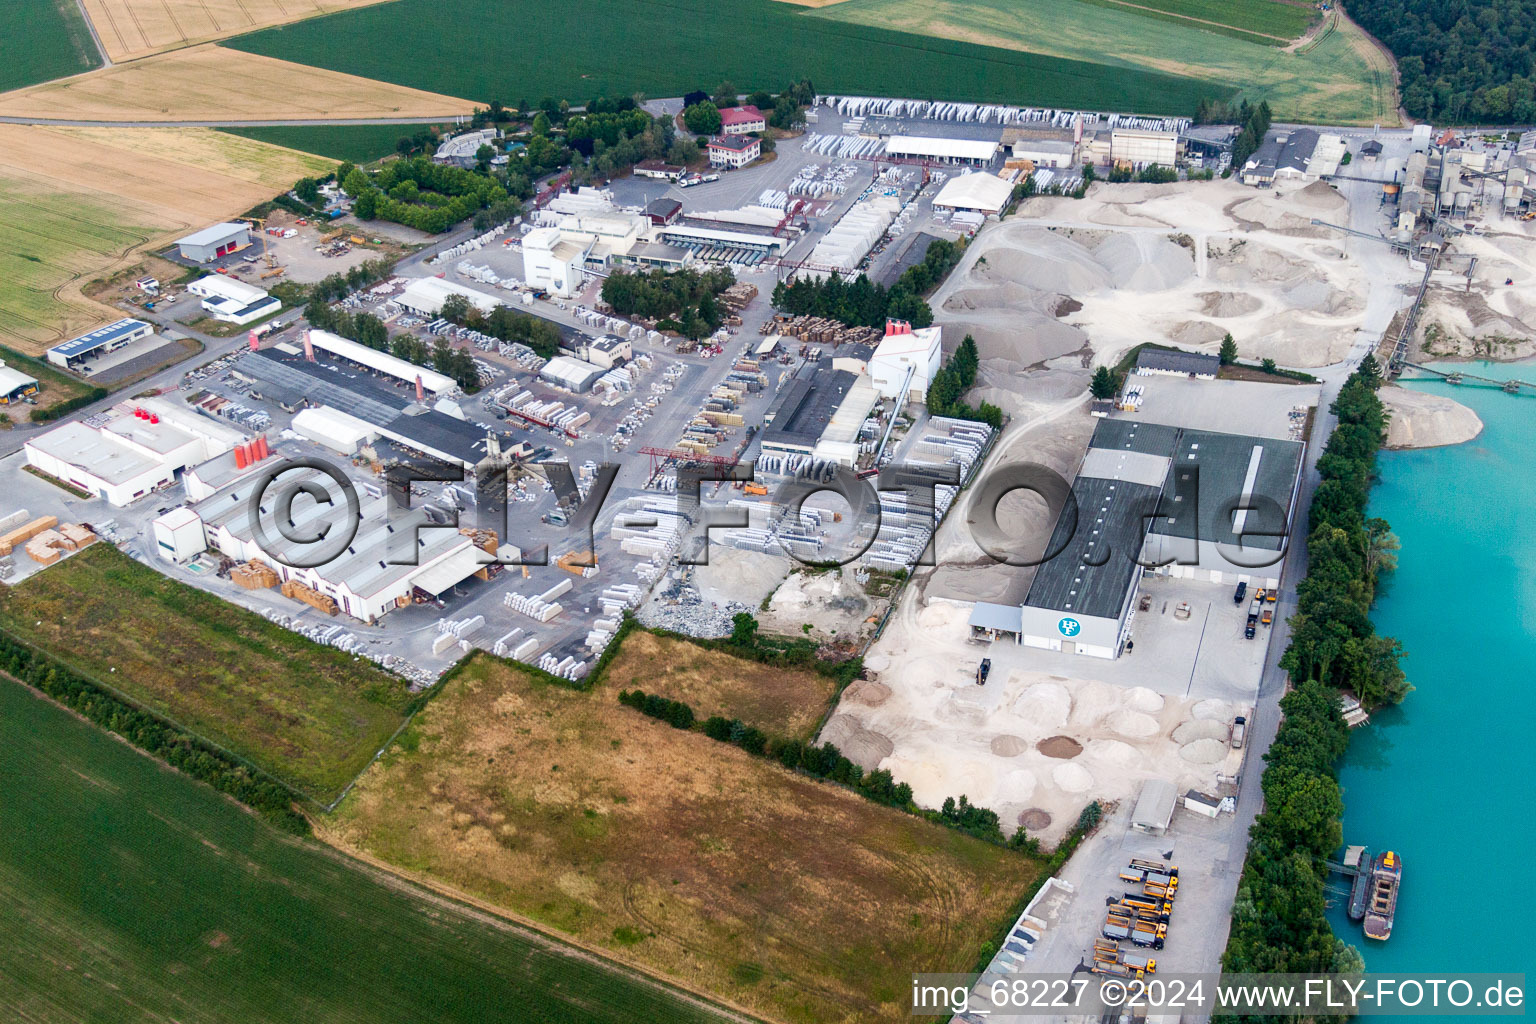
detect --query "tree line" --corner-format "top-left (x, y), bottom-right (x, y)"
top-left (1220, 360), bottom-right (1401, 995)
top-left (342, 157), bottom-right (512, 234)
top-left (0, 628), bottom-right (308, 834)
top-left (682, 79), bottom-right (815, 138)
top-left (928, 335), bottom-right (1003, 429)
top-left (617, 686), bottom-right (1024, 846)
top-left (1350, 0), bottom-right (1536, 123)
top-left (600, 266), bottom-right (736, 340)
top-left (1194, 98), bottom-right (1273, 172)
top-left (1280, 356), bottom-right (1409, 708)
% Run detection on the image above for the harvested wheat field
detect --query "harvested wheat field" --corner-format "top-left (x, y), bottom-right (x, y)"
top-left (325, 654), bottom-right (1041, 1024)
top-left (82, 0), bottom-right (397, 62)
top-left (600, 631), bottom-right (840, 740)
top-left (0, 124), bottom-right (329, 350)
top-left (0, 45), bottom-right (478, 122)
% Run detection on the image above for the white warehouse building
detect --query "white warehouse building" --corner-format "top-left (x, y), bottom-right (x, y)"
top-left (188, 275), bottom-right (280, 325)
top-left (883, 135), bottom-right (998, 165)
top-left (24, 398), bottom-right (246, 506)
top-left (931, 173), bottom-right (1014, 215)
top-left (305, 329), bottom-right (455, 395)
top-left (395, 277), bottom-right (503, 318)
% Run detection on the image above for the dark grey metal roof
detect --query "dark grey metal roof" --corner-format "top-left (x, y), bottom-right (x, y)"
top-left (1150, 428), bottom-right (1302, 553)
top-left (1023, 476), bottom-right (1161, 620)
top-left (235, 350), bottom-right (410, 424)
top-left (761, 367), bottom-right (858, 448)
top-left (1136, 348), bottom-right (1220, 375)
top-left (876, 231), bottom-right (945, 287)
top-left (1088, 418), bottom-right (1180, 456)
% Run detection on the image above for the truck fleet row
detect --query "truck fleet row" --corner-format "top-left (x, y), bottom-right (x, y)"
top-left (1096, 859), bottom-right (1180, 968)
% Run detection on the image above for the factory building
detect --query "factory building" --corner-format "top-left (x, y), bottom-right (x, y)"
top-left (1006, 125), bottom-right (1078, 169)
top-left (523, 213), bottom-right (649, 297)
top-left (707, 135), bottom-right (761, 169)
top-left (47, 318), bottom-right (154, 371)
top-left (1110, 127), bottom-right (1178, 168)
top-left (188, 275), bottom-right (280, 325)
top-left (882, 136), bottom-right (998, 166)
top-left (644, 198), bottom-right (683, 226)
top-left (718, 105), bottom-right (767, 135)
top-left (539, 355), bottom-right (606, 393)
top-left (291, 405), bottom-right (378, 455)
top-left (395, 277), bottom-right (503, 318)
top-left (760, 362), bottom-right (880, 470)
top-left (0, 360), bottom-right (39, 404)
top-left (634, 160), bottom-right (684, 180)
top-left (659, 220), bottom-right (786, 258)
top-left (24, 398), bottom-right (246, 506)
top-left (182, 442), bottom-right (279, 502)
top-left (304, 329), bottom-right (456, 395)
top-left (1134, 348), bottom-right (1220, 379)
top-left (232, 348), bottom-right (516, 473)
top-left (1240, 129), bottom-right (1347, 187)
top-left (974, 417), bottom-right (1303, 659)
top-left (189, 468), bottom-right (490, 622)
top-left (569, 334), bottom-right (631, 370)
top-left (931, 172), bottom-right (1014, 216)
top-left (869, 319), bottom-right (942, 404)
top-left (174, 222), bottom-right (250, 263)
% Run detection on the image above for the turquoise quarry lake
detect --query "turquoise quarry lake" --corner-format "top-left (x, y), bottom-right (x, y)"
top-left (1328, 363), bottom-right (1535, 975)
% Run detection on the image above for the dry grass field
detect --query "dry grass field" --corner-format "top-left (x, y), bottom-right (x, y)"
top-left (82, 0), bottom-right (399, 62)
top-left (0, 44), bottom-right (478, 122)
top-left (326, 653), bottom-right (1041, 1024)
top-left (0, 123), bottom-right (330, 350)
top-left (599, 632), bottom-right (840, 740)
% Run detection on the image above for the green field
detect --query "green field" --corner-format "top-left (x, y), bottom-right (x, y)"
top-left (811, 0), bottom-right (1394, 123)
top-left (224, 0), bottom-right (1233, 117)
top-left (1077, 0), bottom-right (1316, 44)
top-left (811, 0), bottom-right (1400, 122)
top-left (1, 0), bottom-right (101, 94)
top-left (220, 123), bottom-right (417, 164)
top-left (0, 677), bottom-right (734, 1024)
top-left (0, 170), bottom-right (157, 349)
top-left (0, 545), bottom-right (415, 802)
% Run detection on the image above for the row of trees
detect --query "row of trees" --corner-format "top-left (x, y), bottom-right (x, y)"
top-left (682, 79), bottom-right (815, 137)
top-left (1280, 356), bottom-right (1409, 708)
top-left (616, 687), bottom-right (1022, 844)
top-left (438, 294), bottom-right (564, 359)
top-left (0, 629), bottom-right (307, 834)
top-left (928, 335), bottom-right (1003, 428)
top-left (600, 266), bottom-right (736, 340)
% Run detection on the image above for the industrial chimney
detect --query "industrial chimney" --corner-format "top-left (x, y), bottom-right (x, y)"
top-left (248, 330), bottom-right (259, 352)
top-left (415, 374), bottom-right (425, 403)
top-left (303, 330), bottom-right (315, 362)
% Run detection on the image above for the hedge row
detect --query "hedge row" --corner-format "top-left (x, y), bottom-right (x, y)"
top-left (0, 629), bottom-right (308, 833)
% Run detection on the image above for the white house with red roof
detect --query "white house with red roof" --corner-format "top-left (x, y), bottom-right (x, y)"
top-left (870, 319), bottom-right (943, 405)
top-left (718, 105), bottom-right (767, 135)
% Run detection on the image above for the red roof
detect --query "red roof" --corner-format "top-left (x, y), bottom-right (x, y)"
top-left (719, 105), bottom-right (765, 127)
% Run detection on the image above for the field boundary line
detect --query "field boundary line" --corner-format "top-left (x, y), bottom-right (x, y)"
top-left (1077, 0), bottom-right (1294, 43)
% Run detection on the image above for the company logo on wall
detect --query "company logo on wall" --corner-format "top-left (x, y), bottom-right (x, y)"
top-left (1057, 616), bottom-right (1082, 638)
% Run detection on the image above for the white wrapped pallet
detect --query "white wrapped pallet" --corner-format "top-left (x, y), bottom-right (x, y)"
top-left (539, 578), bottom-right (573, 603)
top-left (432, 632), bottom-right (459, 655)
top-left (512, 637), bottom-right (539, 661)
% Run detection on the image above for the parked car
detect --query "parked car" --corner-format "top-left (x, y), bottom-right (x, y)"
top-left (1231, 716), bottom-right (1247, 749)
top-left (1233, 581), bottom-right (1247, 604)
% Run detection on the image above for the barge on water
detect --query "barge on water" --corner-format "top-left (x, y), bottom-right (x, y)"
top-left (1363, 850), bottom-right (1402, 941)
top-left (1345, 845), bottom-right (1372, 921)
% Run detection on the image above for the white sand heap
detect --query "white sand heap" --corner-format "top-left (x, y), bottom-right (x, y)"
top-left (1192, 698), bottom-right (1232, 721)
top-left (1381, 387), bottom-right (1483, 449)
top-left (1173, 718), bottom-right (1231, 744)
top-left (1052, 762), bottom-right (1095, 793)
top-left (1126, 686), bottom-right (1165, 713)
top-left (1014, 682), bottom-right (1072, 731)
top-left (1180, 738), bottom-right (1228, 764)
top-left (1003, 769), bottom-right (1039, 802)
top-left (1106, 710), bottom-right (1161, 738)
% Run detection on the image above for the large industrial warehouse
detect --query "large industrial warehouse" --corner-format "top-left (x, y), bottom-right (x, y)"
top-left (971, 416), bottom-right (1304, 659)
top-left (174, 222), bottom-right (250, 262)
top-left (394, 278), bottom-right (503, 317)
top-left (931, 173), bottom-right (1014, 216)
top-left (47, 318), bottom-right (154, 371)
top-left (24, 398), bottom-right (246, 506)
top-left (882, 135), bottom-right (998, 165)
